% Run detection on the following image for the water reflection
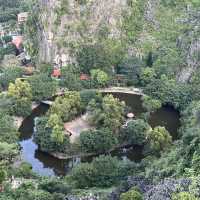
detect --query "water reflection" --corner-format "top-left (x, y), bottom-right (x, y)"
top-left (19, 93), bottom-right (180, 176)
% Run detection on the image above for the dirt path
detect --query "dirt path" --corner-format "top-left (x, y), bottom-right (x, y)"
top-left (64, 114), bottom-right (92, 143)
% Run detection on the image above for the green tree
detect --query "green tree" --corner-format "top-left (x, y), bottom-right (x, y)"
top-left (90, 69), bottom-right (109, 88)
top-left (147, 126), bottom-right (172, 152)
top-left (8, 79), bottom-right (32, 100)
top-left (117, 56), bottom-right (144, 86)
top-left (28, 73), bottom-right (57, 101)
top-left (121, 119), bottom-right (150, 145)
top-left (80, 89), bottom-right (98, 110)
top-left (8, 79), bottom-right (32, 117)
top-left (34, 117), bottom-right (70, 153)
top-left (0, 111), bottom-right (18, 143)
top-left (60, 64), bottom-right (81, 90)
top-left (0, 67), bottom-right (24, 90)
top-left (49, 91), bottom-right (81, 122)
top-left (142, 95), bottom-right (162, 113)
top-left (140, 67), bottom-right (156, 86)
top-left (0, 142), bottom-right (19, 163)
top-left (70, 155), bottom-right (120, 188)
top-left (92, 155), bottom-right (120, 187)
top-left (70, 162), bottom-right (96, 188)
top-left (80, 129), bottom-right (118, 153)
top-left (87, 94), bottom-right (125, 132)
top-left (120, 187), bottom-right (143, 200)
top-left (76, 39), bottom-right (125, 74)
top-left (48, 114), bottom-right (65, 143)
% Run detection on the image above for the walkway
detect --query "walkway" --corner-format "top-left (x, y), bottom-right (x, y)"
top-left (100, 87), bottom-right (143, 95)
top-left (64, 114), bottom-right (92, 143)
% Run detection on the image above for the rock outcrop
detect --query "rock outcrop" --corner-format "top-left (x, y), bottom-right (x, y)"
top-left (37, 0), bottom-right (127, 64)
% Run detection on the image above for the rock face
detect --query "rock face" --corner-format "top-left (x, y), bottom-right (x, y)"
top-left (37, 0), bottom-right (127, 64)
top-left (176, 10), bottom-right (200, 83)
top-left (108, 176), bottom-right (191, 200)
top-left (177, 39), bottom-right (200, 82)
top-left (36, 0), bottom-right (200, 83)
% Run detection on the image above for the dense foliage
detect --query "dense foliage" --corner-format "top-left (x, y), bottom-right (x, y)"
top-left (28, 73), bottom-right (57, 101)
top-left (34, 116), bottom-right (70, 153)
top-left (2, 0), bottom-right (200, 199)
top-left (80, 128), bottom-right (118, 153)
top-left (49, 91), bottom-right (81, 122)
top-left (87, 94), bottom-right (125, 132)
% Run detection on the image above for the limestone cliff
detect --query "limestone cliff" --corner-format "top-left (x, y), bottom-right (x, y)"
top-left (37, 0), bottom-right (127, 64)
top-left (34, 0), bottom-right (200, 83)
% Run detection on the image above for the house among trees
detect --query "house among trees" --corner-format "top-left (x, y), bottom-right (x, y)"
top-left (17, 12), bottom-right (28, 24)
top-left (80, 73), bottom-right (90, 81)
top-left (52, 68), bottom-right (61, 78)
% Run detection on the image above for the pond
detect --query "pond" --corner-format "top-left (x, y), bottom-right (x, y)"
top-left (19, 92), bottom-right (180, 176)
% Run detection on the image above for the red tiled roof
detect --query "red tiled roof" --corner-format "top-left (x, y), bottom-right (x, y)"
top-left (52, 69), bottom-right (61, 78)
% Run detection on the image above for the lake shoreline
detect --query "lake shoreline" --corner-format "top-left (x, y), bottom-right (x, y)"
top-left (42, 143), bottom-right (134, 160)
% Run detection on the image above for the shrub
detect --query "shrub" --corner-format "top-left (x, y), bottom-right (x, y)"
top-left (49, 91), bottom-right (81, 122)
top-left (80, 89), bottom-right (98, 109)
top-left (38, 178), bottom-right (71, 195)
top-left (28, 73), bottom-right (57, 101)
top-left (120, 187), bottom-right (143, 200)
top-left (70, 163), bottom-right (96, 188)
top-left (172, 192), bottom-right (198, 200)
top-left (34, 117), bottom-right (70, 153)
top-left (71, 155), bottom-right (121, 188)
top-left (120, 119), bottom-right (150, 145)
top-left (80, 129), bottom-right (118, 153)
top-left (0, 67), bottom-right (24, 89)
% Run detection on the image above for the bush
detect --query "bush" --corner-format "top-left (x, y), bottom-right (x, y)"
top-left (9, 98), bottom-right (32, 117)
top-left (60, 65), bottom-right (81, 90)
top-left (49, 91), bottom-right (81, 122)
top-left (28, 73), bottom-right (57, 101)
top-left (80, 89), bottom-right (98, 110)
top-left (147, 126), bottom-right (172, 152)
top-left (71, 155), bottom-right (121, 188)
top-left (70, 163), bottom-right (96, 188)
top-left (38, 178), bottom-right (71, 195)
top-left (90, 69), bottom-right (109, 88)
top-left (34, 117), bottom-right (70, 153)
top-left (120, 119), bottom-right (150, 145)
top-left (117, 56), bottom-right (144, 86)
top-left (14, 162), bottom-right (35, 178)
top-left (0, 67), bottom-right (24, 89)
top-left (38, 63), bottom-right (54, 76)
top-left (80, 129), bottom-right (118, 153)
top-left (172, 192), bottom-right (198, 200)
top-left (120, 187), bottom-right (143, 200)
top-left (87, 94), bottom-right (125, 132)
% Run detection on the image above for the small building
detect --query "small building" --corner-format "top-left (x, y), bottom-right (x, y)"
top-left (80, 73), bottom-right (90, 81)
top-left (52, 68), bottom-right (61, 78)
top-left (18, 12), bottom-right (28, 24)
top-left (12, 36), bottom-right (23, 49)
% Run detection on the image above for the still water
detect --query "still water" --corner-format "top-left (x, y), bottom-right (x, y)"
top-left (19, 93), bottom-right (180, 176)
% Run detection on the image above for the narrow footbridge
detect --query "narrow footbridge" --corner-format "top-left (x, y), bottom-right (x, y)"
top-left (41, 100), bottom-right (53, 105)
